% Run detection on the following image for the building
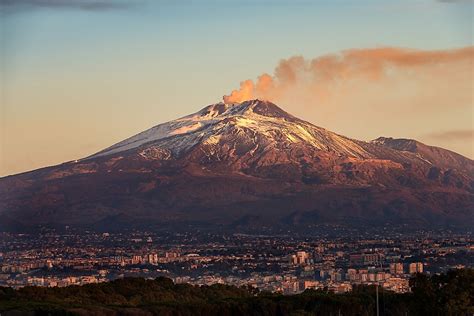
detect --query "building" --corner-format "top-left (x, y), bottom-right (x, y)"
top-left (376, 271), bottom-right (388, 282)
top-left (363, 253), bottom-right (380, 265)
top-left (131, 255), bottom-right (143, 265)
top-left (302, 280), bottom-right (321, 290)
top-left (349, 254), bottom-right (363, 265)
top-left (390, 263), bottom-right (404, 275)
top-left (346, 268), bottom-right (357, 281)
top-left (289, 251), bottom-right (309, 265)
top-left (382, 277), bottom-right (410, 293)
top-left (329, 270), bottom-right (343, 282)
top-left (147, 253), bottom-right (158, 264)
top-left (165, 252), bottom-right (179, 259)
top-left (409, 262), bottom-right (423, 274)
top-left (349, 253), bottom-right (380, 265)
top-left (45, 260), bottom-right (53, 269)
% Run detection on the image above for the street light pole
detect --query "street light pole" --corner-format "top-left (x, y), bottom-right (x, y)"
top-left (376, 283), bottom-right (380, 316)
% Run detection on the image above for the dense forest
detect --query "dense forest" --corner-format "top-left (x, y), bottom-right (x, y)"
top-left (0, 269), bottom-right (472, 315)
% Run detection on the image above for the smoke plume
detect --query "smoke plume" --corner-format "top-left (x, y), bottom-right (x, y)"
top-left (223, 47), bottom-right (474, 104)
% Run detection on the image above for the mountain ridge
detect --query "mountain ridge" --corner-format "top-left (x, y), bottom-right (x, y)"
top-left (371, 136), bottom-right (474, 174)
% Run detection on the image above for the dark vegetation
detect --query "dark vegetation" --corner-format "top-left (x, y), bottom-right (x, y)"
top-left (0, 269), bottom-right (472, 315)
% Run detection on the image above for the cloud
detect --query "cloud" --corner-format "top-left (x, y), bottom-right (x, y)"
top-left (425, 129), bottom-right (474, 141)
top-left (0, 0), bottom-right (138, 12)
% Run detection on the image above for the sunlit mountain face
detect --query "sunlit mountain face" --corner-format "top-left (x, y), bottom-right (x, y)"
top-left (0, 100), bottom-right (472, 232)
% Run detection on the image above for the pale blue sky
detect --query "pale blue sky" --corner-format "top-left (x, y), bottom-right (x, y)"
top-left (1, 0), bottom-right (473, 175)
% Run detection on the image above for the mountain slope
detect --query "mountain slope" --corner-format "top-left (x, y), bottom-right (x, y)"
top-left (0, 100), bottom-right (472, 232)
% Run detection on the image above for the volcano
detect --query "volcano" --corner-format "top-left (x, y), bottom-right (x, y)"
top-left (1, 100), bottom-right (473, 232)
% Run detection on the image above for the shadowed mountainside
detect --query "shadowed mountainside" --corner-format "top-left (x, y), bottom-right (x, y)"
top-left (0, 100), bottom-right (472, 232)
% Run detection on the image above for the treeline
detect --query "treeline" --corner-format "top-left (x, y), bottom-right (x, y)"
top-left (0, 268), bottom-right (472, 316)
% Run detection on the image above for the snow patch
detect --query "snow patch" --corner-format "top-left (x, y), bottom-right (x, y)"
top-left (170, 122), bottom-right (203, 135)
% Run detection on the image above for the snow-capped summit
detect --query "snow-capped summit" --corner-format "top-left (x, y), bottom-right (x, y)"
top-left (91, 100), bottom-right (372, 159)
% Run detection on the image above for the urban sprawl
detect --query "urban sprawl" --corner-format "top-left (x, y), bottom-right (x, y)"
top-left (1, 228), bottom-right (472, 294)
